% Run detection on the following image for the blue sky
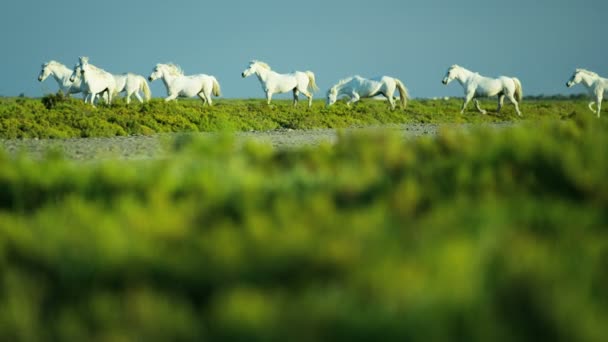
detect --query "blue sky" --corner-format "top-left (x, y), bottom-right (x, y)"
top-left (1, 0), bottom-right (606, 99)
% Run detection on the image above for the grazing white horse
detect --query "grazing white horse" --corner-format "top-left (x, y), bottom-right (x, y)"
top-left (566, 69), bottom-right (608, 118)
top-left (326, 75), bottom-right (409, 110)
top-left (148, 63), bottom-right (221, 105)
top-left (241, 60), bottom-right (319, 107)
top-left (38, 60), bottom-right (87, 97)
top-left (70, 57), bottom-right (116, 105)
top-left (112, 73), bottom-right (151, 104)
top-left (442, 65), bottom-right (523, 116)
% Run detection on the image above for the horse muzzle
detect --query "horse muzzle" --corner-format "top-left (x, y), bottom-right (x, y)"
top-left (241, 73), bottom-right (246, 78)
top-left (442, 79), bottom-right (448, 85)
top-left (148, 77), bottom-right (154, 81)
top-left (37, 76), bottom-right (43, 82)
top-left (566, 81), bottom-right (573, 88)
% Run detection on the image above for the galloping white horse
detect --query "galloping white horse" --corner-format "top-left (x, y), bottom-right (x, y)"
top-left (241, 60), bottom-right (319, 107)
top-left (148, 63), bottom-right (221, 105)
top-left (38, 60), bottom-right (87, 97)
top-left (112, 73), bottom-right (151, 104)
top-left (70, 57), bottom-right (116, 105)
top-left (442, 65), bottom-right (523, 116)
top-left (566, 69), bottom-right (608, 118)
top-left (326, 75), bottom-right (409, 110)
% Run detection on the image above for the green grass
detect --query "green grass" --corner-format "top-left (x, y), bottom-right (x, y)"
top-left (0, 114), bottom-right (607, 341)
top-left (0, 94), bottom-right (597, 139)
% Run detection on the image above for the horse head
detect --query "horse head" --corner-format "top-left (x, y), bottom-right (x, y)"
top-left (242, 60), bottom-right (270, 78)
top-left (567, 70), bottom-right (581, 88)
top-left (149, 64), bottom-right (163, 81)
top-left (567, 69), bottom-right (596, 88)
top-left (442, 65), bottom-right (461, 85)
top-left (326, 87), bottom-right (338, 106)
top-left (38, 62), bottom-right (51, 82)
top-left (69, 64), bottom-right (82, 83)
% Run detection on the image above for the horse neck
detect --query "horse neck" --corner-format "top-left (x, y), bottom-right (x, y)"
top-left (580, 73), bottom-right (598, 88)
top-left (455, 68), bottom-right (476, 86)
top-left (160, 70), bottom-right (178, 89)
top-left (51, 64), bottom-right (73, 83)
top-left (254, 67), bottom-right (272, 84)
top-left (333, 81), bottom-right (349, 96)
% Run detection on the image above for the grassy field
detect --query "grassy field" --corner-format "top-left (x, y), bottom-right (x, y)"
top-left (0, 94), bottom-right (594, 139)
top-left (0, 100), bottom-right (607, 340)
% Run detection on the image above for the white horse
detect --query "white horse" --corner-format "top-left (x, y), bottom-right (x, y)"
top-left (69, 57), bottom-right (116, 105)
top-left (442, 65), bottom-right (523, 116)
top-left (38, 60), bottom-right (87, 97)
top-left (326, 75), bottom-right (409, 110)
top-left (148, 63), bottom-right (221, 105)
top-left (566, 69), bottom-right (608, 118)
top-left (112, 73), bottom-right (151, 104)
top-left (241, 60), bottom-right (319, 107)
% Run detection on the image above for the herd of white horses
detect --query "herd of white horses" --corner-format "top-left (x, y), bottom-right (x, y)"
top-left (38, 57), bottom-right (608, 117)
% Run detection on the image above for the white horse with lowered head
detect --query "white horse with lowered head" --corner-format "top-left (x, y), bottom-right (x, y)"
top-left (327, 75), bottom-right (409, 110)
top-left (70, 57), bottom-right (116, 105)
top-left (242, 60), bottom-right (319, 107)
top-left (442, 65), bottom-right (523, 116)
top-left (148, 63), bottom-right (221, 105)
top-left (38, 60), bottom-right (87, 97)
top-left (566, 68), bottom-right (608, 118)
top-left (112, 73), bottom-right (151, 104)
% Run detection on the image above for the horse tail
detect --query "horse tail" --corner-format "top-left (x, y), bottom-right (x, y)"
top-left (512, 77), bottom-right (523, 103)
top-left (212, 77), bottom-right (222, 97)
top-left (140, 76), bottom-right (152, 101)
top-left (394, 78), bottom-right (409, 109)
top-left (306, 71), bottom-right (319, 92)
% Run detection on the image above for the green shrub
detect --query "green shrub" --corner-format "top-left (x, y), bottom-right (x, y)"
top-left (0, 97), bottom-right (600, 139)
top-left (0, 115), bottom-right (607, 340)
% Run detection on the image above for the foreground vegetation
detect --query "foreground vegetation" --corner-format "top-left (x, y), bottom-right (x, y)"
top-left (0, 114), bottom-right (607, 341)
top-left (0, 94), bottom-right (595, 139)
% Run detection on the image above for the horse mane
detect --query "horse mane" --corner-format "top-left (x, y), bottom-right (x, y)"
top-left (42, 60), bottom-right (63, 68)
top-left (329, 76), bottom-right (355, 94)
top-left (84, 63), bottom-right (107, 74)
top-left (449, 64), bottom-right (460, 70)
top-left (159, 63), bottom-right (184, 76)
top-left (251, 60), bottom-right (271, 71)
top-left (576, 68), bottom-right (599, 78)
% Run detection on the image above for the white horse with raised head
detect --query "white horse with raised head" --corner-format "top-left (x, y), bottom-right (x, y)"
top-left (566, 69), bottom-right (608, 118)
top-left (112, 73), bottom-right (151, 104)
top-left (442, 65), bottom-right (523, 116)
top-left (38, 60), bottom-right (87, 97)
top-left (241, 60), bottom-right (319, 107)
top-left (326, 75), bottom-right (409, 110)
top-left (70, 57), bottom-right (116, 105)
top-left (148, 63), bottom-right (221, 105)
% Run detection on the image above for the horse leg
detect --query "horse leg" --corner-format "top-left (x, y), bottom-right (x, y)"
top-left (385, 94), bottom-right (395, 110)
top-left (497, 94), bottom-right (505, 112)
top-left (461, 93), bottom-right (474, 114)
top-left (506, 94), bottom-right (522, 116)
top-left (197, 93), bottom-right (207, 105)
top-left (588, 101), bottom-right (596, 113)
top-left (596, 95), bottom-right (602, 118)
top-left (134, 91), bottom-right (144, 104)
top-left (474, 99), bottom-right (487, 115)
top-left (297, 88), bottom-right (314, 108)
top-left (165, 93), bottom-right (179, 102)
top-left (266, 91), bottom-right (273, 106)
top-left (292, 89), bottom-right (299, 107)
top-left (347, 92), bottom-right (360, 107)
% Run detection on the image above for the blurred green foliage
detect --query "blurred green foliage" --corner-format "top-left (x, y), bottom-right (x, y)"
top-left (0, 95), bottom-right (598, 139)
top-left (0, 113), bottom-right (607, 341)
